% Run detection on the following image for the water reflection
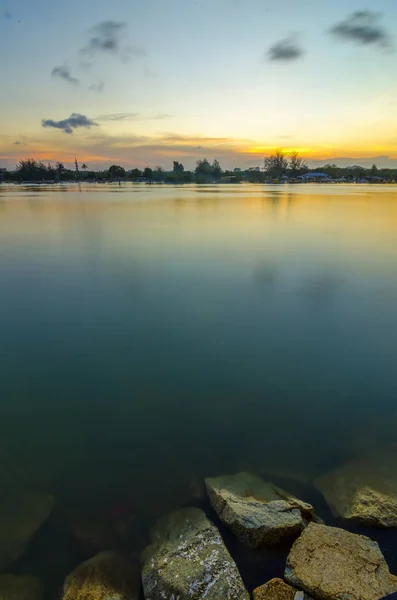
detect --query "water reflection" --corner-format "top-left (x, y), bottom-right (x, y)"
top-left (0, 183), bottom-right (397, 597)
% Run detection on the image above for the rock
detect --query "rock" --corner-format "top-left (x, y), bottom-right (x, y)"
top-left (61, 551), bottom-right (140, 600)
top-left (285, 522), bottom-right (397, 600)
top-left (142, 507), bottom-right (249, 600)
top-left (0, 575), bottom-right (43, 600)
top-left (205, 472), bottom-right (314, 548)
top-left (253, 578), bottom-right (309, 600)
top-left (0, 486), bottom-right (54, 570)
top-left (314, 449), bottom-right (397, 527)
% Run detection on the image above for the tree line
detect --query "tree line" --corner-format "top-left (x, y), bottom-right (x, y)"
top-left (1, 153), bottom-right (396, 183)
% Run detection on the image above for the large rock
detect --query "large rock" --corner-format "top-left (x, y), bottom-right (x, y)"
top-left (253, 578), bottom-right (309, 600)
top-left (0, 486), bottom-right (54, 569)
top-left (61, 551), bottom-right (140, 600)
top-left (0, 575), bottom-right (42, 600)
top-left (206, 472), bottom-right (314, 548)
top-left (285, 522), bottom-right (397, 600)
top-left (142, 507), bottom-right (249, 600)
top-left (314, 449), bottom-right (397, 527)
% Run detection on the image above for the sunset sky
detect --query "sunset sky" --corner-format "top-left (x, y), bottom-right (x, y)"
top-left (1, 0), bottom-right (397, 170)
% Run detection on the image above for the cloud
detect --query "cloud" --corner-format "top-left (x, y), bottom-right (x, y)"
top-left (96, 113), bottom-right (172, 122)
top-left (267, 36), bottom-right (304, 61)
top-left (329, 11), bottom-right (392, 50)
top-left (89, 81), bottom-right (105, 93)
top-left (42, 113), bottom-right (99, 134)
top-left (80, 20), bottom-right (146, 59)
top-left (51, 64), bottom-right (80, 86)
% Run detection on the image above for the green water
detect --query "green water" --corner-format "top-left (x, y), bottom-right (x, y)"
top-left (1, 182), bottom-right (397, 595)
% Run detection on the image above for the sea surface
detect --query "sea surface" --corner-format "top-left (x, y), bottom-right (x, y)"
top-left (1, 182), bottom-right (397, 596)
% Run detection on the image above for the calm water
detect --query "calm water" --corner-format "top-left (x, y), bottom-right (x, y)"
top-left (1, 183), bottom-right (397, 593)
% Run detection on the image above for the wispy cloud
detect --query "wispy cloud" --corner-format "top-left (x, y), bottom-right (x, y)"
top-left (51, 64), bottom-right (80, 86)
top-left (89, 81), bottom-right (105, 93)
top-left (96, 113), bottom-right (172, 122)
top-left (267, 36), bottom-right (304, 61)
top-left (80, 20), bottom-right (146, 60)
top-left (329, 11), bottom-right (392, 50)
top-left (42, 113), bottom-right (99, 134)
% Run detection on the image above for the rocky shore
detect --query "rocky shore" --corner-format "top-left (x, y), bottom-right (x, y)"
top-left (2, 449), bottom-right (397, 599)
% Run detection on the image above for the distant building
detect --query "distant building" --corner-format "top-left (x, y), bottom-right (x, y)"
top-left (299, 172), bottom-right (332, 181)
top-left (234, 168), bottom-right (242, 173)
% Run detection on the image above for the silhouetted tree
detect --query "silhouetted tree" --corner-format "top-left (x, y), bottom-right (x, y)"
top-left (16, 159), bottom-right (48, 181)
top-left (212, 159), bottom-right (222, 179)
top-left (173, 161), bottom-right (184, 174)
top-left (264, 150), bottom-right (289, 178)
top-left (289, 151), bottom-right (307, 176)
top-left (370, 164), bottom-right (378, 176)
top-left (108, 165), bottom-right (126, 179)
top-left (130, 168), bottom-right (142, 180)
top-left (195, 159), bottom-right (212, 177)
top-left (153, 167), bottom-right (165, 182)
top-left (143, 167), bottom-right (153, 180)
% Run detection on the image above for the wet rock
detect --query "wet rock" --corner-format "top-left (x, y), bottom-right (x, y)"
top-left (205, 472), bottom-right (314, 548)
top-left (314, 449), bottom-right (397, 527)
top-left (141, 507), bottom-right (249, 600)
top-left (253, 578), bottom-right (309, 600)
top-left (0, 486), bottom-right (54, 570)
top-left (285, 522), bottom-right (397, 600)
top-left (61, 551), bottom-right (140, 600)
top-left (0, 575), bottom-right (43, 600)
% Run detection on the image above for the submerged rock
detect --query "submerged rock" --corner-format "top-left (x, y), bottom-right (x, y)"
top-left (285, 522), bottom-right (397, 600)
top-left (314, 449), bottom-right (397, 527)
top-left (141, 507), bottom-right (249, 600)
top-left (253, 578), bottom-right (309, 600)
top-left (0, 486), bottom-right (54, 570)
top-left (205, 472), bottom-right (314, 548)
top-left (0, 575), bottom-right (42, 600)
top-left (61, 551), bottom-right (140, 600)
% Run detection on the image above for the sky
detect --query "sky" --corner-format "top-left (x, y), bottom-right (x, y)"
top-left (1, 0), bottom-right (397, 170)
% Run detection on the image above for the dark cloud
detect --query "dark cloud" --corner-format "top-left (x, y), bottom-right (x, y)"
top-left (96, 113), bottom-right (171, 122)
top-left (80, 20), bottom-right (146, 59)
top-left (51, 65), bottom-right (80, 86)
top-left (89, 81), bottom-right (105, 93)
top-left (267, 36), bottom-right (304, 61)
top-left (42, 113), bottom-right (99, 134)
top-left (329, 11), bottom-right (392, 50)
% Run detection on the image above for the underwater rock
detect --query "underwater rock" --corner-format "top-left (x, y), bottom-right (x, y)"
top-left (0, 575), bottom-right (43, 600)
top-left (0, 485), bottom-right (54, 570)
top-left (253, 578), bottom-right (310, 600)
top-left (61, 551), bottom-right (140, 600)
top-left (314, 448), bottom-right (397, 527)
top-left (205, 472), bottom-right (314, 548)
top-left (141, 507), bottom-right (249, 600)
top-left (285, 523), bottom-right (397, 600)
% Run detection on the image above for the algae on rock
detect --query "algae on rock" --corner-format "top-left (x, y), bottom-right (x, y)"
top-left (142, 507), bottom-right (249, 600)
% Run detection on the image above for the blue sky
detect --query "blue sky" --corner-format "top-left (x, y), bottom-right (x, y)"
top-left (1, 0), bottom-right (397, 169)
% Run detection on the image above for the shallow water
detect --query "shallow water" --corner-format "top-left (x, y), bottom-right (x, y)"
top-left (1, 182), bottom-right (397, 595)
